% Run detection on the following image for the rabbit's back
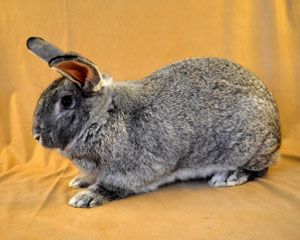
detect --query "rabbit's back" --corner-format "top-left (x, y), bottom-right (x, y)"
top-left (142, 58), bottom-right (276, 109)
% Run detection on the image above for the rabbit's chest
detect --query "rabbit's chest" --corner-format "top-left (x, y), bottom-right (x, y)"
top-left (58, 147), bottom-right (101, 174)
top-left (71, 158), bottom-right (100, 174)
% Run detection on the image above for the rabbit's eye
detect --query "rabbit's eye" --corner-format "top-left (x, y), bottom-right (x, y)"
top-left (61, 96), bottom-right (76, 109)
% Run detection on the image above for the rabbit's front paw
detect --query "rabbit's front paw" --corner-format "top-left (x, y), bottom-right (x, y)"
top-left (68, 173), bottom-right (96, 189)
top-left (68, 189), bottom-right (108, 208)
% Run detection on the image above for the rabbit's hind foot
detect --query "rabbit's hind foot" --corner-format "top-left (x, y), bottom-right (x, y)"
top-left (208, 168), bottom-right (268, 187)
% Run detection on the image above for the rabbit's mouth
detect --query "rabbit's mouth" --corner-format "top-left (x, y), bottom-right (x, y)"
top-left (37, 135), bottom-right (52, 149)
top-left (33, 130), bottom-right (57, 150)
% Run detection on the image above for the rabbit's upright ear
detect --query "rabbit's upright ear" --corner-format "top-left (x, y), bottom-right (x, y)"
top-left (49, 55), bottom-right (103, 94)
top-left (26, 37), bottom-right (102, 94)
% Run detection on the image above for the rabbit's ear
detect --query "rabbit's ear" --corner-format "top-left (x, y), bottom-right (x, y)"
top-left (26, 37), bottom-right (65, 63)
top-left (49, 55), bottom-right (103, 94)
top-left (27, 37), bottom-right (102, 94)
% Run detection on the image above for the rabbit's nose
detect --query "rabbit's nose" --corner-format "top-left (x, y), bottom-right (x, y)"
top-left (34, 134), bottom-right (41, 141)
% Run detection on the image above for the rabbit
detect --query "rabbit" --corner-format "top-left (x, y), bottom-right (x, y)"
top-left (27, 37), bottom-right (281, 208)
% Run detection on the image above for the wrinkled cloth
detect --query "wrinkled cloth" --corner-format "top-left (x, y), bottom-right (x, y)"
top-left (0, 156), bottom-right (300, 239)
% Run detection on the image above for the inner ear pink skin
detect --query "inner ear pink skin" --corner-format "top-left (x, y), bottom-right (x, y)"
top-left (55, 61), bottom-right (94, 84)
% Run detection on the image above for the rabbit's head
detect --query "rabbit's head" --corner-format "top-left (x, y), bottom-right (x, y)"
top-left (27, 37), bottom-right (112, 150)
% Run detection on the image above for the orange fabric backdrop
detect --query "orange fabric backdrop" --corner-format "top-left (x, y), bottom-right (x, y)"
top-left (0, 1), bottom-right (299, 239)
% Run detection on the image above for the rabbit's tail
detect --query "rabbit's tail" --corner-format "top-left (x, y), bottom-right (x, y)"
top-left (243, 147), bottom-right (280, 172)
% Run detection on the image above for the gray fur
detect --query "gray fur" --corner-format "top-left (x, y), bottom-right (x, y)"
top-left (29, 39), bottom-right (281, 208)
top-left (27, 37), bottom-right (64, 63)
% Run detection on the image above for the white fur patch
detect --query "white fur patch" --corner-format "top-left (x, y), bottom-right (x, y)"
top-left (137, 165), bottom-right (236, 193)
top-left (101, 73), bottom-right (114, 87)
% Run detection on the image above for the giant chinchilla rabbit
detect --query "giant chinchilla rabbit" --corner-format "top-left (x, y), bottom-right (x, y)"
top-left (27, 37), bottom-right (280, 208)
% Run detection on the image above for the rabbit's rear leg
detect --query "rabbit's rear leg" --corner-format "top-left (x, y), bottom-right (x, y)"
top-left (69, 173), bottom-right (96, 189)
top-left (208, 168), bottom-right (267, 187)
